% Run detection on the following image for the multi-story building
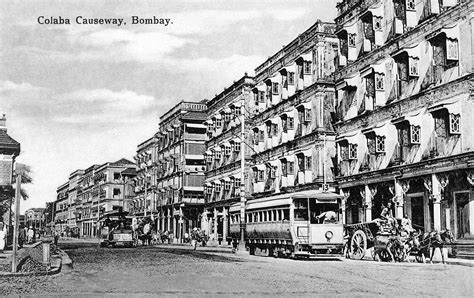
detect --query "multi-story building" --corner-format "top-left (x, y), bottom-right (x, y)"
top-left (0, 115), bottom-right (20, 230)
top-left (55, 158), bottom-right (136, 237)
top-left (154, 101), bottom-right (207, 242)
top-left (333, 0), bottom-right (473, 241)
top-left (247, 20), bottom-right (341, 210)
top-left (54, 182), bottom-right (69, 234)
top-left (67, 169), bottom-right (84, 230)
top-left (133, 137), bottom-right (157, 219)
top-left (24, 208), bottom-right (45, 230)
top-left (203, 75), bottom-right (255, 243)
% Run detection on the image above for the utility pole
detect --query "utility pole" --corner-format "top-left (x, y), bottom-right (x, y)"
top-left (11, 171), bottom-right (21, 273)
top-left (237, 91), bottom-right (249, 255)
top-left (144, 167), bottom-right (148, 218)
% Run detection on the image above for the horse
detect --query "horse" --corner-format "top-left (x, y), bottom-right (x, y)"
top-left (414, 230), bottom-right (455, 264)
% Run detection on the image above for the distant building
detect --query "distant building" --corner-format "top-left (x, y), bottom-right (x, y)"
top-left (55, 158), bottom-right (137, 237)
top-left (24, 208), bottom-right (45, 229)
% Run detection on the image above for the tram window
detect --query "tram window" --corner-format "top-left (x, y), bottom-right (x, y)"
top-left (247, 213), bottom-right (251, 223)
top-left (309, 201), bottom-right (340, 224)
top-left (262, 211), bottom-right (266, 222)
top-left (282, 209), bottom-right (290, 221)
top-left (294, 198), bottom-right (309, 221)
top-left (254, 213), bottom-right (258, 222)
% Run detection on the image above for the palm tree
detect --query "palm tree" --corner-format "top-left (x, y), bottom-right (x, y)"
top-left (0, 163), bottom-right (33, 224)
top-left (14, 163), bottom-right (33, 200)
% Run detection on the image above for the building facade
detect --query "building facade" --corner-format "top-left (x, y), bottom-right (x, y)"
top-left (203, 75), bottom-right (255, 243)
top-left (55, 158), bottom-right (136, 237)
top-left (24, 208), bottom-right (45, 230)
top-left (133, 137), bottom-right (157, 219)
top-left (153, 101), bottom-right (207, 242)
top-left (247, 20), bottom-right (341, 214)
top-left (333, 0), bottom-right (473, 239)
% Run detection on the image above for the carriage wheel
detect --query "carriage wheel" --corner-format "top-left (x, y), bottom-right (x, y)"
top-left (350, 230), bottom-right (367, 260)
top-left (378, 250), bottom-right (391, 262)
top-left (415, 252), bottom-right (425, 263)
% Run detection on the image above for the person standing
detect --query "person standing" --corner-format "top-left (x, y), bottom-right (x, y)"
top-left (27, 226), bottom-right (34, 244)
top-left (0, 223), bottom-right (6, 253)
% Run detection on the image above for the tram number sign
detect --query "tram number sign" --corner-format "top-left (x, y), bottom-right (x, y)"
top-left (322, 184), bottom-right (329, 192)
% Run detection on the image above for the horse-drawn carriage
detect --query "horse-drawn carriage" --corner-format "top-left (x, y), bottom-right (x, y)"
top-left (345, 219), bottom-right (413, 262)
top-left (99, 211), bottom-right (136, 248)
top-left (345, 219), bottom-right (455, 263)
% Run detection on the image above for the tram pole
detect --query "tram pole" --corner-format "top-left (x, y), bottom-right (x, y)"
top-left (237, 91), bottom-right (249, 255)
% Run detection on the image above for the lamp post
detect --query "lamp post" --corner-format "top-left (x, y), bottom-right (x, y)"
top-left (237, 91), bottom-right (249, 255)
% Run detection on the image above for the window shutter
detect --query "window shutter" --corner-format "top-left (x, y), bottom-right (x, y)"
top-left (446, 38), bottom-right (459, 61)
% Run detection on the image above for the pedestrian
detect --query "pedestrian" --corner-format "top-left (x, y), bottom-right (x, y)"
top-left (27, 226), bottom-right (34, 244)
top-left (0, 222), bottom-right (6, 253)
top-left (18, 225), bottom-right (26, 248)
top-left (54, 230), bottom-right (60, 246)
top-left (190, 227), bottom-right (199, 250)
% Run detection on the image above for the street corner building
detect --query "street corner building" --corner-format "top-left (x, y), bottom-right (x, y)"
top-left (132, 101), bottom-right (208, 242)
top-left (333, 0), bottom-right (474, 245)
top-left (0, 115), bottom-right (20, 228)
top-left (54, 159), bottom-right (137, 237)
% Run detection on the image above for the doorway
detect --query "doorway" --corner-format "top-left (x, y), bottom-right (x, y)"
top-left (411, 196), bottom-right (424, 232)
top-left (455, 192), bottom-right (470, 239)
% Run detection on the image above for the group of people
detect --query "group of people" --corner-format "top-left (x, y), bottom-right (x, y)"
top-left (0, 223), bottom-right (41, 252)
top-left (379, 201), bottom-right (414, 235)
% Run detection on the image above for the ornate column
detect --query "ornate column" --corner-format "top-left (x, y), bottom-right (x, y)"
top-left (394, 179), bottom-right (410, 218)
top-left (467, 171), bottom-right (474, 235)
top-left (213, 208), bottom-right (218, 241)
top-left (222, 207), bottom-right (228, 244)
top-left (360, 185), bottom-right (377, 222)
top-left (166, 208), bottom-right (171, 232)
top-left (425, 174), bottom-right (448, 231)
top-left (341, 189), bottom-right (350, 224)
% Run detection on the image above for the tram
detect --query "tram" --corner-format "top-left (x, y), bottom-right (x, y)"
top-left (229, 190), bottom-right (344, 258)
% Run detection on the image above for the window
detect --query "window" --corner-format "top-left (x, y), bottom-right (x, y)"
top-left (375, 136), bottom-right (386, 153)
top-left (272, 123), bottom-right (278, 136)
top-left (288, 72), bottom-right (295, 85)
top-left (224, 146), bottom-right (231, 156)
top-left (269, 166), bottom-right (276, 179)
top-left (340, 143), bottom-right (349, 160)
top-left (233, 142), bottom-right (241, 152)
top-left (297, 155), bottom-right (305, 172)
top-left (348, 33), bottom-right (356, 47)
top-left (223, 112), bottom-right (231, 122)
top-left (410, 125), bottom-right (421, 144)
top-left (409, 57), bottom-right (419, 77)
top-left (215, 183), bottom-right (221, 193)
top-left (215, 118), bottom-right (222, 128)
top-left (234, 106), bottom-right (241, 117)
top-left (304, 109), bottom-right (312, 122)
top-left (281, 161), bottom-right (288, 176)
top-left (446, 38), bottom-right (459, 61)
top-left (215, 151), bottom-right (222, 161)
top-left (272, 82), bottom-right (279, 95)
top-left (224, 180), bottom-right (231, 191)
top-left (259, 91), bottom-right (265, 103)
top-left (288, 161), bottom-right (294, 175)
top-left (258, 170), bottom-right (264, 182)
top-left (259, 130), bottom-right (265, 142)
top-left (449, 114), bottom-right (461, 134)
top-left (282, 117), bottom-right (288, 132)
top-left (406, 0), bottom-right (415, 11)
top-left (288, 117), bottom-right (294, 130)
top-left (373, 16), bottom-right (382, 31)
top-left (349, 144), bottom-right (358, 159)
top-left (305, 156), bottom-right (312, 170)
top-left (304, 61), bottom-right (312, 74)
top-left (234, 178), bottom-right (241, 189)
top-left (375, 73), bottom-right (384, 90)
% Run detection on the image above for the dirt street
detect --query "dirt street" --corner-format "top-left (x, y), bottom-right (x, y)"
top-left (1, 242), bottom-right (473, 296)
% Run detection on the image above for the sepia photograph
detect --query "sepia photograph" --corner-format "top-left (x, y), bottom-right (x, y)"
top-left (0, 0), bottom-right (473, 296)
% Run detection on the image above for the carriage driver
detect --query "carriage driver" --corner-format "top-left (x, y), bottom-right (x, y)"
top-left (315, 210), bottom-right (337, 223)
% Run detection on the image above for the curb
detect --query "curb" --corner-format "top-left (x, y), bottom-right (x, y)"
top-left (0, 247), bottom-right (73, 277)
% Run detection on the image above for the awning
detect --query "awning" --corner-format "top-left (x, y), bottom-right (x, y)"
top-left (296, 148), bottom-right (312, 157)
top-left (223, 107), bottom-right (232, 114)
top-left (186, 123), bottom-right (206, 129)
top-left (185, 154), bottom-right (204, 160)
top-left (360, 62), bottom-right (385, 77)
top-left (427, 93), bottom-right (467, 115)
top-left (392, 44), bottom-right (420, 59)
top-left (252, 164), bottom-right (265, 171)
top-left (298, 101), bottom-right (312, 109)
top-left (204, 182), bottom-right (212, 186)
top-left (280, 62), bottom-right (297, 73)
top-left (362, 122), bottom-right (389, 136)
top-left (427, 24), bottom-right (459, 41)
top-left (205, 150), bottom-right (212, 155)
top-left (173, 123), bottom-right (180, 128)
top-left (230, 137), bottom-right (241, 143)
top-left (212, 147), bottom-right (222, 152)
top-left (336, 131), bottom-right (360, 142)
top-left (183, 186), bottom-right (204, 192)
top-left (231, 101), bottom-right (241, 108)
top-left (205, 119), bottom-right (214, 124)
top-left (336, 76), bottom-right (359, 90)
top-left (214, 114), bottom-right (222, 120)
top-left (299, 51), bottom-right (312, 62)
top-left (223, 142), bottom-right (231, 147)
top-left (223, 177), bottom-right (231, 182)
top-left (281, 109), bottom-right (295, 118)
top-left (167, 127), bottom-right (174, 132)
top-left (212, 180), bottom-right (221, 185)
top-left (336, 20), bottom-right (357, 35)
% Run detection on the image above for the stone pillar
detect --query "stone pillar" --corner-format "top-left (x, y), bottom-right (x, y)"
top-left (394, 179), bottom-right (404, 219)
top-left (361, 185), bottom-right (374, 222)
top-left (222, 207), bottom-right (228, 244)
top-left (213, 208), bottom-right (218, 241)
top-left (341, 190), bottom-right (350, 225)
top-left (167, 208), bottom-right (171, 232)
top-left (178, 206), bottom-right (183, 243)
top-left (467, 172), bottom-right (474, 236)
top-left (431, 174), bottom-right (442, 231)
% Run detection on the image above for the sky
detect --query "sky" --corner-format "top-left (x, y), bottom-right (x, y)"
top-left (0, 0), bottom-right (336, 213)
